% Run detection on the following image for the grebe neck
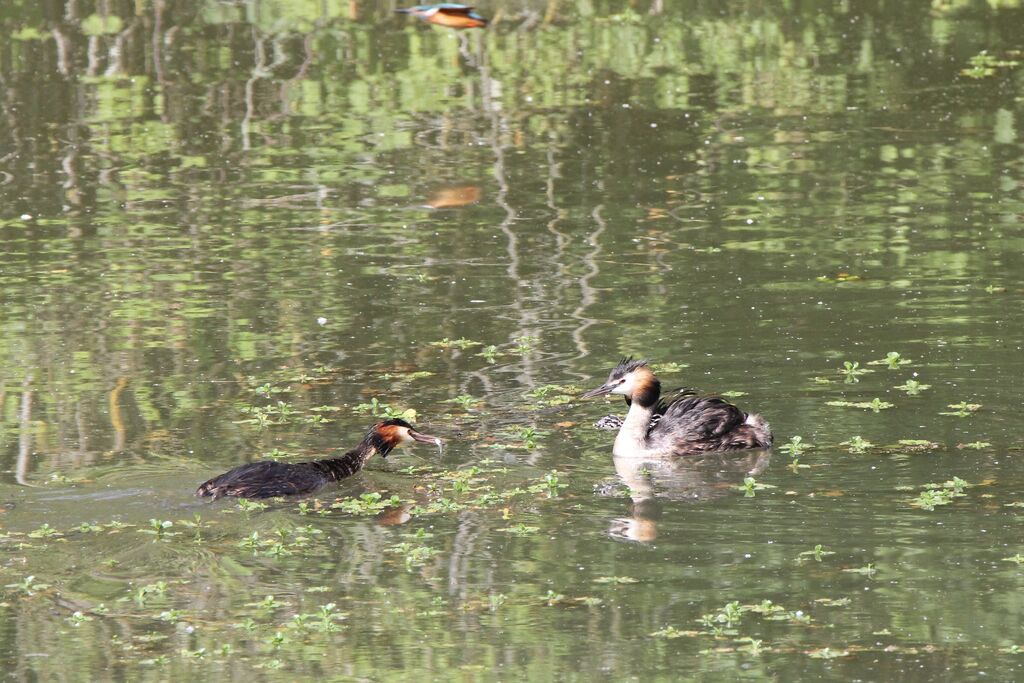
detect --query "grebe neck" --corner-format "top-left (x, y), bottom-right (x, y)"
top-left (613, 380), bottom-right (660, 457)
top-left (312, 443), bottom-right (376, 481)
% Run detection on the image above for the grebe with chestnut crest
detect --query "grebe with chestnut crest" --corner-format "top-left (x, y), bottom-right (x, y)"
top-left (581, 358), bottom-right (772, 457)
top-left (196, 418), bottom-right (442, 500)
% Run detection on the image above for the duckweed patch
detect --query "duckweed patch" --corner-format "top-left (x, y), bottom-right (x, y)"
top-left (838, 361), bottom-right (874, 381)
top-left (331, 492), bottom-right (404, 515)
top-left (908, 477), bottom-right (972, 510)
top-left (939, 402), bottom-right (982, 417)
top-left (840, 436), bottom-right (874, 453)
top-left (429, 338), bottom-right (482, 350)
top-left (353, 398), bottom-right (417, 421)
top-left (894, 379), bottom-right (930, 395)
top-left (738, 477), bottom-right (775, 497)
top-left (867, 352), bottom-right (911, 369)
top-left (826, 398), bottom-right (893, 412)
top-left (961, 49), bottom-right (1021, 78)
top-left (796, 545), bottom-right (835, 563)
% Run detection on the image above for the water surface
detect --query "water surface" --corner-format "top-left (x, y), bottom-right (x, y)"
top-left (2, 1), bottom-right (1024, 680)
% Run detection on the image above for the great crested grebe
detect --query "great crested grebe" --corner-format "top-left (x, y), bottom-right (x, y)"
top-left (581, 358), bottom-right (772, 457)
top-left (395, 4), bottom-right (489, 28)
top-left (196, 419), bottom-right (442, 500)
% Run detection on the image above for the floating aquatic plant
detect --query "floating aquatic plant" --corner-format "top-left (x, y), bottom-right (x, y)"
top-left (651, 361), bottom-right (689, 374)
top-left (651, 626), bottom-right (697, 639)
top-left (909, 477), bottom-right (971, 510)
top-left (27, 523), bottom-right (61, 539)
top-left (138, 519), bottom-right (178, 541)
top-left (379, 370), bottom-right (434, 381)
top-left (4, 575), bottom-right (50, 595)
top-left (352, 398), bottom-right (417, 421)
top-left (389, 541), bottom-right (440, 569)
top-left (841, 563), bottom-right (877, 577)
top-left (826, 398), bottom-right (893, 412)
top-left (444, 394), bottom-right (480, 409)
top-left (332, 492), bottom-right (403, 515)
top-left (894, 379), bottom-right (930, 395)
top-left (496, 524), bottom-right (539, 536)
top-left (512, 336), bottom-right (538, 354)
top-left (477, 345), bottom-right (501, 362)
top-left (867, 352), bottom-right (911, 369)
top-left (939, 402), bottom-right (981, 417)
top-left (779, 435), bottom-right (811, 456)
top-left (525, 384), bottom-right (578, 407)
top-left (236, 498), bottom-right (268, 512)
top-left (430, 337), bottom-right (482, 350)
top-left (738, 476), bottom-right (775, 497)
top-left (593, 576), bottom-right (639, 585)
top-left (796, 544), bottom-right (835, 563)
top-left (885, 439), bottom-right (939, 452)
top-left (840, 436), bottom-right (874, 453)
top-left (960, 50), bottom-right (1020, 78)
top-left (814, 597), bottom-right (851, 607)
top-left (838, 361), bottom-right (873, 381)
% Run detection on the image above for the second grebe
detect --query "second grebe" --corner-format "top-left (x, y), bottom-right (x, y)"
top-left (196, 419), bottom-right (442, 500)
top-left (581, 358), bottom-right (772, 457)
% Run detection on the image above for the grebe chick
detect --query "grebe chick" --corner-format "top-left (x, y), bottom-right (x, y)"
top-left (196, 419), bottom-right (442, 500)
top-left (581, 358), bottom-right (772, 457)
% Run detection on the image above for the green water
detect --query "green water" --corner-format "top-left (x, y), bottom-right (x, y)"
top-left (2, 1), bottom-right (1024, 680)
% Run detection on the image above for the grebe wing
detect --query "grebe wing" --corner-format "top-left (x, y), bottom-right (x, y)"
top-left (647, 394), bottom-right (748, 449)
top-left (197, 460), bottom-right (326, 499)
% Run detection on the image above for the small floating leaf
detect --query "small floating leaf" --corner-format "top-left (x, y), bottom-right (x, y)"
top-left (894, 379), bottom-right (930, 395)
top-left (650, 626), bottom-right (696, 639)
top-left (867, 352), bottom-right (911, 369)
top-left (939, 402), bottom-right (981, 417)
top-left (593, 576), bottom-right (639, 585)
top-left (826, 398), bottom-right (893, 412)
top-left (429, 338), bottom-right (482, 350)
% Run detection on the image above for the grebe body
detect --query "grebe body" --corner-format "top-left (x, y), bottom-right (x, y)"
top-left (196, 419), bottom-right (442, 500)
top-left (582, 359), bottom-right (772, 457)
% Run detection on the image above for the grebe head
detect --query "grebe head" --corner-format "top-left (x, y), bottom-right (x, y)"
top-left (581, 358), bottom-right (661, 406)
top-left (371, 418), bottom-right (443, 457)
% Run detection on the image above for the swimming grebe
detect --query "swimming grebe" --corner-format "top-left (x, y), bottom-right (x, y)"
top-left (395, 4), bottom-right (489, 29)
top-left (196, 419), bottom-right (442, 500)
top-left (581, 358), bottom-right (772, 457)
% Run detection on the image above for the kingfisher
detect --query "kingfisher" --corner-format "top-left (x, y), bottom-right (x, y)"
top-left (395, 4), bottom-right (489, 29)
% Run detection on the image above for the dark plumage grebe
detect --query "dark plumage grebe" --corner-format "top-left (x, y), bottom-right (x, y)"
top-left (581, 358), bottom-right (772, 457)
top-left (196, 419), bottom-right (442, 500)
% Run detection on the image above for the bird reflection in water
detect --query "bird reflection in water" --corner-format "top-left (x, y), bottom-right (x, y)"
top-left (395, 4), bottom-right (489, 29)
top-left (424, 184), bottom-right (482, 209)
top-left (605, 449), bottom-right (771, 543)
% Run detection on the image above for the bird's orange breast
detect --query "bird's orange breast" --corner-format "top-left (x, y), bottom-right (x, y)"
top-left (429, 13), bottom-right (486, 28)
